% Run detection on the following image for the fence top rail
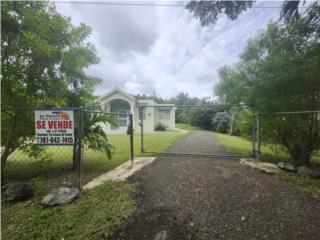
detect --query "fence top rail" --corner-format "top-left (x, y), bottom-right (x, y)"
top-left (139, 103), bottom-right (253, 108)
top-left (83, 109), bottom-right (132, 116)
top-left (258, 110), bottom-right (320, 116)
top-left (1, 107), bottom-right (80, 111)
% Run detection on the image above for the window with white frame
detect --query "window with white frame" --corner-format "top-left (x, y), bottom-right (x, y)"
top-left (159, 110), bottom-right (170, 120)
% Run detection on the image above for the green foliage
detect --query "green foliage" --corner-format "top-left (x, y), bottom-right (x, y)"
top-left (1, 1), bottom-right (111, 170)
top-left (155, 123), bottom-right (167, 131)
top-left (233, 108), bottom-right (253, 138)
top-left (186, 0), bottom-right (254, 26)
top-left (215, 3), bottom-right (320, 165)
top-left (83, 112), bottom-right (117, 159)
top-left (212, 111), bottom-right (231, 133)
top-left (186, 0), bottom-right (306, 26)
top-left (20, 145), bottom-right (52, 168)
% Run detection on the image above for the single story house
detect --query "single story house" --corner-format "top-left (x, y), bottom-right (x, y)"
top-left (96, 87), bottom-right (176, 134)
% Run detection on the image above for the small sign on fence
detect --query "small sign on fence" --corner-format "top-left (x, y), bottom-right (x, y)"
top-left (35, 110), bottom-right (74, 145)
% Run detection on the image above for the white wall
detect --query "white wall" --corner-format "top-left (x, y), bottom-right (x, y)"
top-left (134, 106), bottom-right (155, 133)
top-left (155, 107), bottom-right (176, 130)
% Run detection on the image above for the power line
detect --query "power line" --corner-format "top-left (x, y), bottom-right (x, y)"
top-left (53, 1), bottom-right (308, 8)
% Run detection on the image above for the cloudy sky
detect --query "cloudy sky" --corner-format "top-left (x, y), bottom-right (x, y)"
top-left (56, 1), bottom-right (282, 99)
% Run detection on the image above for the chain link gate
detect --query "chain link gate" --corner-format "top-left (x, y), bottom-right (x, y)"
top-left (138, 104), bottom-right (256, 158)
top-left (254, 110), bottom-right (320, 162)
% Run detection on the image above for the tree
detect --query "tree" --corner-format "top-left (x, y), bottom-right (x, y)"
top-left (212, 111), bottom-right (231, 134)
top-left (1, 1), bottom-right (111, 172)
top-left (215, 3), bottom-right (320, 165)
top-left (186, 0), bottom-right (306, 26)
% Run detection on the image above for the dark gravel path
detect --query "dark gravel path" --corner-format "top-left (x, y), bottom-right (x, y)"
top-left (108, 131), bottom-right (320, 240)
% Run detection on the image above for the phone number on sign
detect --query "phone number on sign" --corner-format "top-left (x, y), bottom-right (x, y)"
top-left (37, 137), bottom-right (74, 144)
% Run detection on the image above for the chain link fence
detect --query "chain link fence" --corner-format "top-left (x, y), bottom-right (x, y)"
top-left (1, 108), bottom-right (81, 198)
top-left (81, 109), bottom-right (133, 186)
top-left (1, 108), bottom-right (134, 199)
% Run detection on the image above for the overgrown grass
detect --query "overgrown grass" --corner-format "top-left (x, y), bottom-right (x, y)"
top-left (2, 131), bottom-right (188, 240)
top-left (279, 172), bottom-right (320, 195)
top-left (215, 133), bottom-right (288, 162)
top-left (216, 132), bottom-right (320, 164)
top-left (2, 181), bottom-right (138, 240)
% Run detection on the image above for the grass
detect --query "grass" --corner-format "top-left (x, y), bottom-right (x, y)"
top-left (4, 131), bottom-right (188, 182)
top-left (215, 133), bottom-right (288, 162)
top-left (215, 132), bottom-right (320, 194)
top-left (2, 181), bottom-right (138, 240)
top-left (2, 131), bottom-right (188, 240)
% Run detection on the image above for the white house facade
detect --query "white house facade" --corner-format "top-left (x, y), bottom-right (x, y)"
top-left (97, 87), bottom-right (176, 134)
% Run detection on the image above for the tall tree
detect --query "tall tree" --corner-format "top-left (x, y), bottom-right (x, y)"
top-left (1, 1), bottom-right (107, 172)
top-left (215, 3), bottom-right (320, 165)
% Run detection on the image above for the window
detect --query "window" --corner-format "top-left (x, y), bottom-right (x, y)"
top-left (159, 110), bottom-right (170, 120)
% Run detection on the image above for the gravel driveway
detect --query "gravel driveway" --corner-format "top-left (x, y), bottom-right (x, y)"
top-left (108, 131), bottom-right (320, 240)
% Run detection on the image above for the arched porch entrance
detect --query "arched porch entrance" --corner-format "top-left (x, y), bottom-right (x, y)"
top-left (110, 99), bottom-right (131, 130)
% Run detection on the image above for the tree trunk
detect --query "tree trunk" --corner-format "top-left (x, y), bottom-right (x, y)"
top-left (1, 116), bottom-right (18, 177)
top-left (1, 145), bottom-right (12, 178)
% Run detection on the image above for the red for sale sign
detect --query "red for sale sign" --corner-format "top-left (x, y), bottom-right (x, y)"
top-left (35, 110), bottom-right (74, 145)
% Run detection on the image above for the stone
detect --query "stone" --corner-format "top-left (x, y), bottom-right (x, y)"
top-left (41, 187), bottom-right (80, 206)
top-left (297, 166), bottom-right (320, 178)
top-left (240, 158), bottom-right (280, 175)
top-left (277, 161), bottom-right (297, 172)
top-left (2, 182), bottom-right (34, 202)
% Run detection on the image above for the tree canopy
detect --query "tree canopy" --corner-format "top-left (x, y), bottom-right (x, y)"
top-left (1, 1), bottom-right (111, 171)
top-left (214, 3), bottom-right (320, 165)
top-left (186, 0), bottom-right (307, 26)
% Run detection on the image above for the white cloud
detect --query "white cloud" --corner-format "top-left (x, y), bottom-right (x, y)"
top-left (56, 1), bottom-right (280, 99)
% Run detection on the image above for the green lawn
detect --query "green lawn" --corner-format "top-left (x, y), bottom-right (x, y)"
top-left (216, 132), bottom-right (320, 164)
top-left (215, 133), bottom-right (288, 162)
top-left (2, 131), bottom-right (188, 240)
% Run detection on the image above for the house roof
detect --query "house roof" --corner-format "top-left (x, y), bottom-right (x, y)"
top-left (97, 87), bottom-right (135, 102)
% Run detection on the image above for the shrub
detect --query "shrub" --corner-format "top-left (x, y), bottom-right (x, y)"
top-left (212, 111), bottom-right (231, 133)
top-left (155, 123), bottom-right (167, 131)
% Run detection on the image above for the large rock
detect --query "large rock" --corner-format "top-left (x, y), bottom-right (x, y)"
top-left (277, 161), bottom-right (297, 172)
top-left (41, 187), bottom-right (80, 206)
top-left (297, 166), bottom-right (320, 179)
top-left (240, 158), bottom-right (280, 175)
top-left (2, 182), bottom-right (34, 202)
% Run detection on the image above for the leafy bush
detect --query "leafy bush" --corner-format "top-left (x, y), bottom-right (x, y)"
top-left (212, 111), bottom-right (231, 133)
top-left (155, 123), bottom-right (167, 131)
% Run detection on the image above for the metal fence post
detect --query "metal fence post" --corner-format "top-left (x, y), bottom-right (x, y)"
top-left (129, 113), bottom-right (134, 161)
top-left (256, 113), bottom-right (261, 160)
top-left (140, 107), bottom-right (144, 153)
top-left (77, 107), bottom-right (83, 190)
top-left (252, 111), bottom-right (256, 157)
